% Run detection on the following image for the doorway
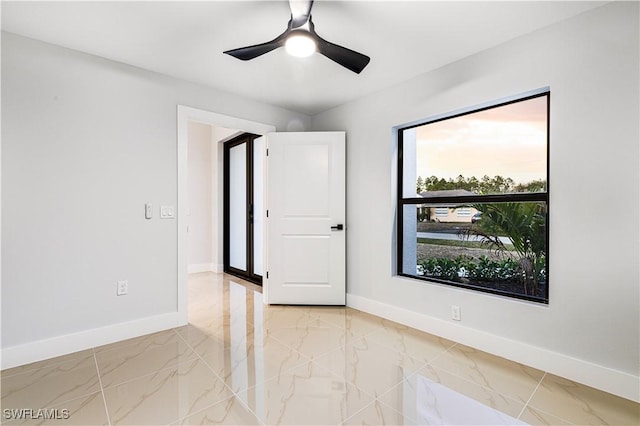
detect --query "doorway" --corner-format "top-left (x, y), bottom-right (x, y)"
top-left (177, 105), bottom-right (276, 323)
top-left (223, 133), bottom-right (264, 285)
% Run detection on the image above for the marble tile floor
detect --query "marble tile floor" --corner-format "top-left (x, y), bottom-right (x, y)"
top-left (1, 272), bottom-right (638, 425)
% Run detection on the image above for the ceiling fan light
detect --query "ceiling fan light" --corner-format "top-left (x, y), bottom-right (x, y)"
top-left (285, 33), bottom-right (316, 58)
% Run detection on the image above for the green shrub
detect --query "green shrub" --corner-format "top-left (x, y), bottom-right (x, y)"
top-left (466, 256), bottom-right (520, 282)
top-left (461, 202), bottom-right (547, 296)
top-left (420, 255), bottom-right (537, 285)
top-left (421, 257), bottom-right (464, 281)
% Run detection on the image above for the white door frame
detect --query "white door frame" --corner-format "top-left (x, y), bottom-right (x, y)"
top-left (176, 105), bottom-right (276, 324)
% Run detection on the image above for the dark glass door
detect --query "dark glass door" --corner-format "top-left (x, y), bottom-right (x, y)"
top-left (223, 133), bottom-right (263, 284)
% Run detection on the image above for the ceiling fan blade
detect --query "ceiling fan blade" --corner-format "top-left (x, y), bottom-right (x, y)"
top-left (224, 5), bottom-right (371, 74)
top-left (289, 0), bottom-right (314, 28)
top-left (224, 29), bottom-right (289, 61)
top-left (314, 35), bottom-right (370, 74)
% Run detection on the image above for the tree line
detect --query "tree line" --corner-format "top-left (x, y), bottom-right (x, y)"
top-left (417, 175), bottom-right (546, 195)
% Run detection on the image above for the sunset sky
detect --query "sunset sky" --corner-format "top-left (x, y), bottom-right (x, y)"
top-left (415, 96), bottom-right (547, 184)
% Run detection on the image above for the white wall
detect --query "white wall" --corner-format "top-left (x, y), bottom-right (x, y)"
top-left (1, 32), bottom-right (310, 367)
top-left (311, 2), bottom-right (639, 401)
top-left (186, 123), bottom-right (239, 273)
top-left (187, 122), bottom-right (212, 270)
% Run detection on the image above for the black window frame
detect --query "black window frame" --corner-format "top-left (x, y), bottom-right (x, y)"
top-left (396, 91), bottom-right (550, 304)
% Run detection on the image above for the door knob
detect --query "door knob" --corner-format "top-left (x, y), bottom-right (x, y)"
top-left (331, 224), bottom-right (344, 231)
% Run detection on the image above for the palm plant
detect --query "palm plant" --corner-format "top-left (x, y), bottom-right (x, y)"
top-left (460, 202), bottom-right (547, 296)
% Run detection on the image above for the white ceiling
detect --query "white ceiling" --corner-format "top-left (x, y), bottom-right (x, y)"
top-left (2, 1), bottom-right (607, 115)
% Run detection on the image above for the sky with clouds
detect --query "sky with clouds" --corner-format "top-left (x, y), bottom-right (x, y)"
top-left (415, 95), bottom-right (547, 184)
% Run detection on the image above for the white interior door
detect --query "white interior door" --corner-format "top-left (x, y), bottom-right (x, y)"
top-left (265, 132), bottom-right (345, 305)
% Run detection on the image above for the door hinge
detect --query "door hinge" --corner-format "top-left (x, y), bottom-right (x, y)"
top-left (266, 271), bottom-right (269, 279)
top-left (266, 148), bottom-right (269, 156)
top-left (266, 209), bottom-right (269, 218)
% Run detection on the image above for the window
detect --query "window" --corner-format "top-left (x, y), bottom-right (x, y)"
top-left (434, 207), bottom-right (449, 217)
top-left (456, 208), bottom-right (471, 218)
top-left (398, 91), bottom-right (549, 303)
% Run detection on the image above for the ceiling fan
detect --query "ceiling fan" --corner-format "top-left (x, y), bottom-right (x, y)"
top-left (223, 0), bottom-right (370, 74)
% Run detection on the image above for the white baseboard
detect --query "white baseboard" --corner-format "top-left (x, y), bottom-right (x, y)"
top-left (187, 263), bottom-right (224, 274)
top-left (188, 263), bottom-right (211, 273)
top-left (1, 312), bottom-right (187, 370)
top-left (346, 293), bottom-right (640, 403)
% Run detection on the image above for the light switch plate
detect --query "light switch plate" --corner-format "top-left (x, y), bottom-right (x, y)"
top-left (145, 203), bottom-right (152, 219)
top-left (160, 205), bottom-right (175, 219)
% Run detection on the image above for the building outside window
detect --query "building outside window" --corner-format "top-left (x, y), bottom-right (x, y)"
top-left (397, 90), bottom-right (549, 303)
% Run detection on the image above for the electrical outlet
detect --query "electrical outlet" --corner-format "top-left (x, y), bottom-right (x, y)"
top-left (451, 305), bottom-right (461, 321)
top-left (117, 280), bottom-right (128, 296)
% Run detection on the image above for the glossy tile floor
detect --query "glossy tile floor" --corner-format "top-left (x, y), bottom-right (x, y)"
top-left (2, 273), bottom-right (638, 425)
